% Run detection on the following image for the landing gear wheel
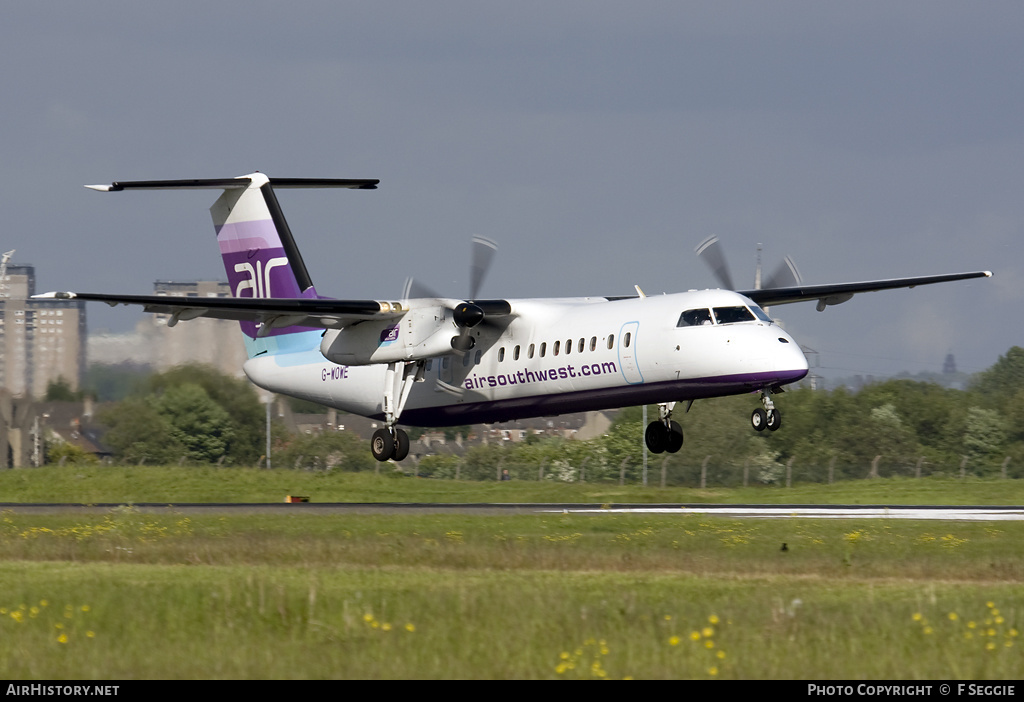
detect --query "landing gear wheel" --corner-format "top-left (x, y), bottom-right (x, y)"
top-left (766, 408), bottom-right (782, 432)
top-left (371, 428), bottom-right (395, 462)
top-left (645, 421), bottom-right (668, 454)
top-left (751, 408), bottom-right (768, 432)
top-left (393, 428), bottom-right (410, 462)
top-left (666, 421), bottom-right (684, 453)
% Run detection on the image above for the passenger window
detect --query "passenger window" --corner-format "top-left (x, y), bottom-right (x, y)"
top-left (463, 353), bottom-right (471, 367)
top-left (590, 336), bottom-right (597, 352)
top-left (607, 335), bottom-right (614, 350)
top-left (565, 339), bottom-right (572, 355)
top-left (713, 306), bottom-right (756, 324)
top-left (528, 343), bottom-right (535, 359)
top-left (624, 332), bottom-right (631, 347)
top-left (553, 341), bottom-right (560, 356)
top-left (513, 345), bottom-right (521, 361)
top-left (498, 347), bottom-right (505, 362)
top-left (678, 308), bottom-right (713, 327)
top-left (474, 350), bottom-right (482, 364)
top-left (540, 342), bottom-right (547, 358)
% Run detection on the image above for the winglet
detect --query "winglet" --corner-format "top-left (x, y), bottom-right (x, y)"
top-left (84, 185), bottom-right (113, 192)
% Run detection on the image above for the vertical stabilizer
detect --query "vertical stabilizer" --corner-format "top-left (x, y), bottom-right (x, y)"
top-left (210, 174), bottom-right (319, 351)
top-left (85, 173), bottom-right (378, 359)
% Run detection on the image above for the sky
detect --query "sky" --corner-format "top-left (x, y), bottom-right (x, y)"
top-left (2, 2), bottom-right (1020, 383)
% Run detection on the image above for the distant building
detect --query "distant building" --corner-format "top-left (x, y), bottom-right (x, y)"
top-left (0, 264), bottom-right (87, 398)
top-left (88, 280), bottom-right (247, 377)
top-left (943, 353), bottom-right (957, 374)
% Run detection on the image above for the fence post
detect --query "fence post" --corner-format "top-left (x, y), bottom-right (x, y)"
top-left (580, 457), bottom-right (588, 483)
top-left (660, 457), bottom-right (667, 488)
top-left (1002, 456), bottom-right (1010, 480)
top-left (619, 457), bottom-right (629, 486)
top-left (960, 456), bottom-right (968, 479)
top-left (743, 458), bottom-right (749, 487)
top-left (828, 456), bottom-right (836, 484)
top-left (915, 456), bottom-right (924, 479)
top-left (786, 457), bottom-right (794, 488)
top-left (701, 455), bottom-right (711, 489)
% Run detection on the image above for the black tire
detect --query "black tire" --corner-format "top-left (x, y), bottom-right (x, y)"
top-left (393, 428), bottom-right (410, 462)
top-left (645, 421), bottom-right (668, 454)
top-left (666, 421), bottom-right (684, 453)
top-left (751, 408), bottom-right (768, 432)
top-left (371, 428), bottom-right (395, 462)
top-left (766, 408), bottom-right (782, 432)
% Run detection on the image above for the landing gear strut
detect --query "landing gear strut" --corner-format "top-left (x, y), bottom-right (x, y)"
top-left (751, 389), bottom-right (782, 432)
top-left (371, 360), bottom-right (424, 462)
top-left (645, 402), bottom-right (684, 454)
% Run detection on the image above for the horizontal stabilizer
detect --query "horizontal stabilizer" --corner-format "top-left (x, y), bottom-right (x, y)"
top-left (85, 177), bottom-right (379, 192)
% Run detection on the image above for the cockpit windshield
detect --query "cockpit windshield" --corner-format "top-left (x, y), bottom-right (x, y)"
top-left (712, 306), bottom-right (756, 324)
top-left (677, 308), bottom-right (713, 327)
top-left (677, 305), bottom-right (770, 327)
top-left (748, 305), bottom-right (773, 323)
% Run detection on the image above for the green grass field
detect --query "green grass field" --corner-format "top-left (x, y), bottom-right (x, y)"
top-left (3, 465), bottom-right (1024, 505)
top-left (0, 468), bottom-right (1021, 679)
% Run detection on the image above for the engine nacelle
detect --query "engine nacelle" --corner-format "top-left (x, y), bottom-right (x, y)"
top-left (320, 306), bottom-right (457, 365)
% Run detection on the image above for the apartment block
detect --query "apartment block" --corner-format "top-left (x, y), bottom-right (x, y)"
top-left (0, 264), bottom-right (86, 398)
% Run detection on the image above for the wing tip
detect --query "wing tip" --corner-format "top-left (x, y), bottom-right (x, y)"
top-left (32, 291), bottom-right (76, 299)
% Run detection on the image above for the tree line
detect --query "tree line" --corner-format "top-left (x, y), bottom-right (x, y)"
top-left (58, 346), bottom-right (1024, 483)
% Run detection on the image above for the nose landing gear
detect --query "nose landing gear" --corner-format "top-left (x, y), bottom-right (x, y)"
top-left (751, 389), bottom-right (782, 432)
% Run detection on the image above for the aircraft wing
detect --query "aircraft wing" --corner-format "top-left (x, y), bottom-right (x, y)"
top-left (32, 291), bottom-right (405, 330)
top-left (739, 270), bottom-right (992, 311)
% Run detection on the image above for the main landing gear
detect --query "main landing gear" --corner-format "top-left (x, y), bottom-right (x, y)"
top-left (371, 426), bottom-right (411, 462)
top-left (751, 389), bottom-right (782, 432)
top-left (371, 360), bottom-right (425, 462)
top-left (645, 402), bottom-right (684, 454)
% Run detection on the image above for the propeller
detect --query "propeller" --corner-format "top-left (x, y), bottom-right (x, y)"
top-left (696, 235), bottom-right (802, 291)
top-left (403, 235), bottom-right (506, 354)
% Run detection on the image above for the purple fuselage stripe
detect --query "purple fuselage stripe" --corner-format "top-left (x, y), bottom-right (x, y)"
top-left (388, 368), bottom-right (809, 427)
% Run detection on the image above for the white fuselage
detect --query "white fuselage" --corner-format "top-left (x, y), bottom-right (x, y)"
top-left (242, 289), bottom-right (809, 427)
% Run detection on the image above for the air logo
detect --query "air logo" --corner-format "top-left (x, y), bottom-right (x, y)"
top-left (234, 257), bottom-right (289, 298)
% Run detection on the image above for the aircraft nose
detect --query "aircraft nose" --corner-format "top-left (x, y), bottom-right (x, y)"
top-left (774, 330), bottom-right (809, 376)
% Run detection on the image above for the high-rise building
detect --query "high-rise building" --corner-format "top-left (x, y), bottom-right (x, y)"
top-left (0, 264), bottom-right (86, 398)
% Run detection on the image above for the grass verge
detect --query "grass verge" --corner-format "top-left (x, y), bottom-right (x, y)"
top-left (0, 508), bottom-right (1021, 679)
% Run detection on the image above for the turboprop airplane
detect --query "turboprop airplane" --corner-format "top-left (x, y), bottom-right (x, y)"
top-left (35, 173), bottom-right (992, 462)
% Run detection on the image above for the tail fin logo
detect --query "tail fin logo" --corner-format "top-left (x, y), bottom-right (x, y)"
top-left (234, 257), bottom-right (289, 298)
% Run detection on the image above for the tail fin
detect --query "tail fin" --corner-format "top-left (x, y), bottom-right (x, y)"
top-left (88, 173), bottom-right (378, 357)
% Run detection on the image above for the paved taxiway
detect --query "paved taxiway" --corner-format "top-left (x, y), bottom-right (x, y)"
top-left (1, 503), bottom-right (1022, 520)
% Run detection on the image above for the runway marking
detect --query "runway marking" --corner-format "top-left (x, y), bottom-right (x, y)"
top-left (546, 506), bottom-right (1024, 521)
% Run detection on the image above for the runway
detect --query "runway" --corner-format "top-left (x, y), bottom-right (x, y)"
top-left (2, 502), bottom-right (1023, 520)
top-left (549, 505), bottom-right (1024, 521)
